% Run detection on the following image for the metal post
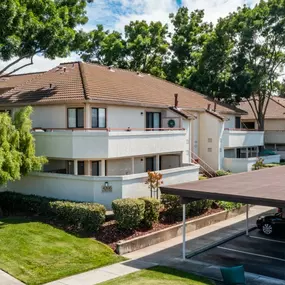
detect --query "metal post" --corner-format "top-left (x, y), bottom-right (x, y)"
top-left (182, 204), bottom-right (186, 260)
top-left (246, 204), bottom-right (249, 236)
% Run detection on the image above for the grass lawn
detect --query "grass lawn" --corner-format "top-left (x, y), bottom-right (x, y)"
top-left (0, 217), bottom-right (124, 285)
top-left (100, 266), bottom-right (215, 285)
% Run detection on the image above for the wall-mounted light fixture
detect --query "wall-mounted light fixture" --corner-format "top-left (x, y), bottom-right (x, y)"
top-left (141, 112), bottom-right (144, 115)
top-left (105, 181), bottom-right (109, 187)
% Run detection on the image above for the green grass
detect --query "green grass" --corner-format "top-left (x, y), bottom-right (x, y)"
top-left (0, 217), bottom-right (124, 285)
top-left (99, 266), bottom-right (214, 285)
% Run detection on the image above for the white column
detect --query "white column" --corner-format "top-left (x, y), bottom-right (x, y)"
top-left (182, 204), bottom-right (186, 260)
top-left (85, 103), bottom-right (91, 129)
top-left (156, 154), bottom-right (160, 171)
top-left (246, 204), bottom-right (249, 236)
top-left (74, 160), bottom-right (78, 175)
top-left (131, 157), bottom-right (135, 174)
top-left (86, 161), bottom-right (91, 176)
top-left (101, 160), bottom-right (106, 176)
top-left (246, 148), bottom-right (249, 158)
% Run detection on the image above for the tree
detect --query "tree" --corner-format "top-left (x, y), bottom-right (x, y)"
top-left (193, 1), bottom-right (285, 130)
top-left (165, 8), bottom-right (213, 84)
top-left (125, 20), bottom-right (169, 77)
top-left (0, 107), bottom-right (47, 185)
top-left (0, 0), bottom-right (93, 77)
top-left (79, 25), bottom-right (126, 67)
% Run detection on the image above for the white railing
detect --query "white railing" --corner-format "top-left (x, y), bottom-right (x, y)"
top-left (191, 151), bottom-right (217, 178)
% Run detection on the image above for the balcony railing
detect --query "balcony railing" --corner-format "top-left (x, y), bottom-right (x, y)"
top-left (223, 128), bottom-right (264, 148)
top-left (32, 128), bottom-right (187, 159)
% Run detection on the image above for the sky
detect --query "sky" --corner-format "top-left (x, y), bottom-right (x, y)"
top-left (0, 0), bottom-right (259, 74)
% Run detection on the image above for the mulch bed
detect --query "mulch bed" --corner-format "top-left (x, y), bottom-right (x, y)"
top-left (94, 207), bottom-right (222, 250)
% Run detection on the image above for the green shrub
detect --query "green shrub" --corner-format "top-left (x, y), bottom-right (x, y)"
top-left (161, 194), bottom-right (213, 222)
top-left (49, 201), bottom-right (106, 232)
top-left (216, 170), bottom-right (231, 176)
top-left (112, 198), bottom-right (145, 230)
top-left (0, 192), bottom-right (54, 215)
top-left (199, 175), bottom-right (208, 180)
top-left (187, 200), bottom-right (213, 216)
top-left (217, 201), bottom-right (243, 211)
top-left (160, 194), bottom-right (182, 222)
top-left (139, 197), bottom-right (160, 228)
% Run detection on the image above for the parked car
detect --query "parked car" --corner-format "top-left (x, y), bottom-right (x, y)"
top-left (257, 210), bottom-right (285, 235)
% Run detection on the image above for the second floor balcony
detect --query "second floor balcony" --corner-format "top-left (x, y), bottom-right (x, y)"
top-left (223, 129), bottom-right (264, 148)
top-left (264, 130), bottom-right (285, 145)
top-left (32, 128), bottom-right (186, 159)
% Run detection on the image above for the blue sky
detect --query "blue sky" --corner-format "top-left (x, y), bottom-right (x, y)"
top-left (0, 0), bottom-right (259, 73)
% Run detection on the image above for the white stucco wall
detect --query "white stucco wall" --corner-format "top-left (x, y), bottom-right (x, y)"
top-left (3, 165), bottom-right (199, 209)
top-left (224, 115), bottom-right (236, 129)
top-left (31, 105), bottom-right (66, 128)
top-left (192, 112), bottom-right (199, 155)
top-left (265, 120), bottom-right (285, 131)
top-left (182, 119), bottom-right (191, 164)
top-left (107, 158), bottom-right (133, 175)
top-left (199, 112), bottom-right (224, 170)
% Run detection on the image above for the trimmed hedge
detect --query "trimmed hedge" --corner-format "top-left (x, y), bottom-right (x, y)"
top-left (112, 198), bottom-right (145, 230)
top-left (0, 192), bottom-right (106, 232)
top-left (50, 201), bottom-right (106, 232)
top-left (160, 194), bottom-right (212, 222)
top-left (139, 197), bottom-right (160, 228)
top-left (217, 201), bottom-right (243, 211)
top-left (0, 192), bottom-right (54, 215)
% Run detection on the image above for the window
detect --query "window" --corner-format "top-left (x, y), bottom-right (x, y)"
top-left (78, 161), bottom-right (85, 175)
top-left (242, 121), bottom-right (255, 130)
top-left (208, 148), bottom-right (212, 152)
top-left (146, 157), bottom-right (155, 172)
top-left (235, 116), bottom-right (241, 129)
top-left (68, 108), bottom-right (84, 128)
top-left (92, 108), bottom-right (106, 128)
top-left (146, 112), bottom-right (161, 129)
top-left (91, 161), bottom-right (100, 176)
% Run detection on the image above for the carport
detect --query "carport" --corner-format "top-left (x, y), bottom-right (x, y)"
top-left (160, 166), bottom-right (285, 260)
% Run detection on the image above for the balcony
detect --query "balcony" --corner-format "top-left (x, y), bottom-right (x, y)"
top-left (223, 129), bottom-right (264, 148)
top-left (264, 130), bottom-right (285, 144)
top-left (32, 128), bottom-right (186, 159)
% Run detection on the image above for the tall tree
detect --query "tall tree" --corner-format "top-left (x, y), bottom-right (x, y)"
top-left (194, 0), bottom-right (285, 130)
top-left (0, 107), bottom-right (47, 185)
top-left (0, 0), bottom-right (93, 77)
top-left (124, 20), bottom-right (169, 77)
top-left (165, 8), bottom-right (213, 84)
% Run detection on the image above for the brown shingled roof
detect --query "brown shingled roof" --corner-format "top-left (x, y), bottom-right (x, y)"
top-left (0, 72), bottom-right (43, 95)
top-left (0, 62), bottom-right (246, 115)
top-left (239, 97), bottom-right (285, 120)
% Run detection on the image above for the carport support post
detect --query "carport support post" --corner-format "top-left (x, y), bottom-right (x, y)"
top-left (246, 204), bottom-right (249, 236)
top-left (182, 203), bottom-right (186, 260)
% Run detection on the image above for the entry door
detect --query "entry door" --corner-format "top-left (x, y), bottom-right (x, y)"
top-left (78, 161), bottom-right (85, 175)
top-left (91, 161), bottom-right (100, 176)
top-left (146, 157), bottom-right (155, 172)
top-left (146, 112), bottom-right (161, 129)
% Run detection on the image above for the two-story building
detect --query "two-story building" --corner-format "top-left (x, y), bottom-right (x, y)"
top-left (240, 97), bottom-right (285, 161)
top-left (0, 62), bottom-right (268, 207)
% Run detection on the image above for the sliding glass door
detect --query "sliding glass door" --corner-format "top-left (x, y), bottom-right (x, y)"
top-left (146, 112), bottom-right (161, 129)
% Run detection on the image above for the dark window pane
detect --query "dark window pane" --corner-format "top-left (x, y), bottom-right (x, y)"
top-left (77, 109), bottom-right (84, 128)
top-left (99, 108), bottom-right (106, 128)
top-left (78, 161), bottom-right (85, 175)
top-left (146, 112), bottom-right (161, 129)
top-left (68, 109), bottom-right (76, 128)
top-left (92, 161), bottom-right (100, 176)
top-left (146, 157), bottom-right (154, 172)
top-left (153, 113), bottom-right (161, 128)
top-left (235, 116), bottom-right (241, 129)
top-left (92, 108), bottom-right (98, 128)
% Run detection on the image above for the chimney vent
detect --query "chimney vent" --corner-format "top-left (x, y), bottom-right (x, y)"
top-left (207, 104), bottom-right (211, 110)
top-left (49, 83), bottom-right (53, 89)
top-left (214, 101), bottom-right (217, 112)
top-left (63, 67), bottom-right (67, 72)
top-left (174, 93), bottom-right (178, 108)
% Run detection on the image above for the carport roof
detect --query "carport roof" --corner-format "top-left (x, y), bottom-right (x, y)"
top-left (160, 166), bottom-right (285, 208)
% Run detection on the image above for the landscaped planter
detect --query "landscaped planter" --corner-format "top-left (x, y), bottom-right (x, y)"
top-left (116, 205), bottom-right (247, 255)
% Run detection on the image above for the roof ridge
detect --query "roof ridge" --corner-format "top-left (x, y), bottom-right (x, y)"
top-left (78, 62), bottom-right (89, 100)
top-left (82, 61), bottom-right (245, 114)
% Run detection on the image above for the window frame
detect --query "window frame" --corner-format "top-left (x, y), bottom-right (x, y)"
top-left (91, 107), bottom-right (106, 128)
top-left (146, 112), bottom-right (162, 129)
top-left (67, 108), bottom-right (84, 129)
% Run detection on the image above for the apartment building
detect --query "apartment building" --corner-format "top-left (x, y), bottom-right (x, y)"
top-left (0, 62), bottom-right (268, 207)
top-left (240, 97), bottom-right (285, 161)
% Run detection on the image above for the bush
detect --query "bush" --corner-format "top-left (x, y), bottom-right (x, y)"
top-left (217, 201), bottom-right (243, 211)
top-left (199, 175), bottom-right (208, 180)
top-left (216, 170), bottom-right (231, 176)
top-left (49, 201), bottom-right (106, 232)
top-left (160, 194), bottom-right (182, 222)
top-left (139, 197), bottom-right (160, 228)
top-left (112, 198), bottom-right (145, 230)
top-left (161, 194), bottom-right (213, 222)
top-left (0, 192), bottom-right (53, 215)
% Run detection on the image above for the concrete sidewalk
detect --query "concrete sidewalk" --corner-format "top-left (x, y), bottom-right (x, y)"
top-left (45, 205), bottom-right (274, 285)
top-left (0, 270), bottom-right (25, 285)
